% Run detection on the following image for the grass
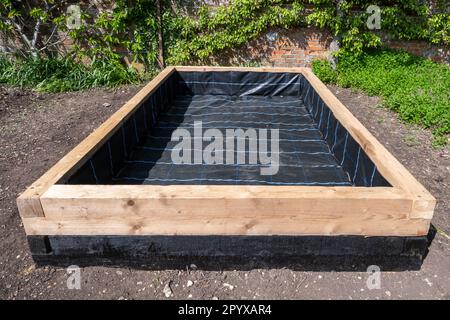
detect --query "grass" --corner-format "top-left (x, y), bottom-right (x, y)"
top-left (403, 134), bottom-right (421, 147)
top-left (312, 49), bottom-right (450, 147)
top-left (0, 55), bottom-right (145, 93)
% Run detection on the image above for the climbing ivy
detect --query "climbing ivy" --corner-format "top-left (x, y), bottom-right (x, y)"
top-left (67, 0), bottom-right (163, 70)
top-left (165, 0), bottom-right (306, 64)
top-left (62, 0), bottom-right (450, 68)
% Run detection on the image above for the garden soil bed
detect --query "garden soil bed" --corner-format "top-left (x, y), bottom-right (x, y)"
top-left (0, 83), bottom-right (448, 299)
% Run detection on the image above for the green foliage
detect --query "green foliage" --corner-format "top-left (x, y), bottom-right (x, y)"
top-left (65, 0), bottom-right (450, 67)
top-left (0, 55), bottom-right (142, 92)
top-left (68, 0), bottom-right (163, 70)
top-left (166, 0), bottom-right (306, 64)
top-left (0, 0), bottom-right (69, 58)
top-left (305, 0), bottom-right (442, 56)
top-left (427, 13), bottom-right (450, 44)
top-left (311, 59), bottom-right (337, 84)
top-left (1, 0), bottom-right (449, 96)
top-left (312, 49), bottom-right (450, 146)
top-left (66, 0), bottom-right (307, 67)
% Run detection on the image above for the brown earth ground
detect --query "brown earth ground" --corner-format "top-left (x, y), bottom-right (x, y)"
top-left (0, 83), bottom-right (449, 300)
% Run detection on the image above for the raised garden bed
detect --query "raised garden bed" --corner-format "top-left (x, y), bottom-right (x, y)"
top-left (17, 67), bottom-right (436, 259)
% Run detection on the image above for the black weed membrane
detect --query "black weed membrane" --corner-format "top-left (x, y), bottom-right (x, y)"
top-left (64, 71), bottom-right (389, 187)
top-left (27, 70), bottom-right (431, 263)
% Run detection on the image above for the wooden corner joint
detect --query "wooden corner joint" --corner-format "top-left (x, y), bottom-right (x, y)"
top-left (16, 192), bottom-right (44, 218)
top-left (409, 193), bottom-right (436, 220)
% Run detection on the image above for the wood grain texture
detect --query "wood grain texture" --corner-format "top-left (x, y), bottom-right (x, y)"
top-left (22, 216), bottom-right (430, 237)
top-left (16, 197), bottom-right (44, 218)
top-left (301, 68), bottom-right (436, 220)
top-left (35, 185), bottom-right (429, 236)
top-left (16, 67), bottom-right (176, 218)
top-left (16, 66), bottom-right (435, 237)
top-left (41, 185), bottom-right (412, 220)
top-left (175, 66), bottom-right (304, 73)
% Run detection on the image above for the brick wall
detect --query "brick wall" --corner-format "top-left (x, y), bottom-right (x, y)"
top-left (1, 1), bottom-right (449, 67)
top-left (209, 28), bottom-right (333, 67)
top-left (383, 37), bottom-right (450, 65)
top-left (208, 27), bottom-right (449, 67)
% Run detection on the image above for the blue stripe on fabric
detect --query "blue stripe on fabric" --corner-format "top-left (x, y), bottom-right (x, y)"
top-left (146, 135), bottom-right (328, 144)
top-left (314, 92), bottom-right (321, 119)
top-left (158, 120), bottom-right (314, 127)
top-left (164, 111), bottom-right (308, 117)
top-left (112, 176), bottom-right (352, 186)
top-left (170, 99), bottom-right (305, 110)
top-left (352, 146), bottom-right (362, 182)
top-left (318, 101), bottom-right (325, 129)
top-left (152, 126), bottom-right (320, 131)
top-left (178, 80), bottom-right (301, 87)
top-left (137, 146), bottom-right (331, 155)
top-left (173, 99), bottom-right (305, 106)
top-left (331, 122), bottom-right (340, 152)
top-left (370, 165), bottom-right (377, 187)
top-left (89, 159), bottom-right (99, 184)
top-left (123, 161), bottom-right (342, 168)
top-left (340, 132), bottom-right (349, 166)
top-left (107, 141), bottom-right (114, 176)
top-left (324, 111), bottom-right (332, 140)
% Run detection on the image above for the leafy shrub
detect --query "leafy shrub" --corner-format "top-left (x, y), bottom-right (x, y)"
top-left (312, 49), bottom-right (450, 146)
top-left (64, 1), bottom-right (450, 67)
top-left (311, 59), bottom-right (337, 84)
top-left (0, 55), bottom-right (143, 92)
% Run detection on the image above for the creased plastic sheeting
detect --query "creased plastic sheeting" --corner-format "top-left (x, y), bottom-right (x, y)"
top-left (65, 73), bottom-right (178, 184)
top-left (175, 71), bottom-right (303, 96)
top-left (300, 77), bottom-right (390, 187)
top-left (63, 70), bottom-right (390, 187)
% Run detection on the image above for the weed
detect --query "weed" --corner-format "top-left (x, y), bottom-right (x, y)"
top-left (312, 49), bottom-right (450, 146)
top-left (0, 56), bottom-right (143, 93)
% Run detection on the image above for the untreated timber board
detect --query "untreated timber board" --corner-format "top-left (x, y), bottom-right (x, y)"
top-left (16, 67), bottom-right (176, 218)
top-left (16, 66), bottom-right (436, 239)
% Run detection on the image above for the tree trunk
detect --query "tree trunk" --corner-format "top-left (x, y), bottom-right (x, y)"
top-left (329, 0), bottom-right (344, 69)
top-left (156, 0), bottom-right (165, 69)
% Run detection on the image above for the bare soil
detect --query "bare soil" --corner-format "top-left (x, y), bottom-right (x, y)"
top-left (0, 84), bottom-right (449, 300)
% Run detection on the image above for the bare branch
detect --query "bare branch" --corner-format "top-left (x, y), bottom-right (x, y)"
top-left (38, 37), bottom-right (67, 52)
top-left (43, 24), bottom-right (58, 46)
top-left (9, 19), bottom-right (33, 50)
top-left (0, 1), bottom-right (35, 54)
top-left (31, 19), bottom-right (41, 48)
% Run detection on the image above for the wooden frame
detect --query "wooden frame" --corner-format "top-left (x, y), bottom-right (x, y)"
top-left (17, 66), bottom-right (436, 237)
